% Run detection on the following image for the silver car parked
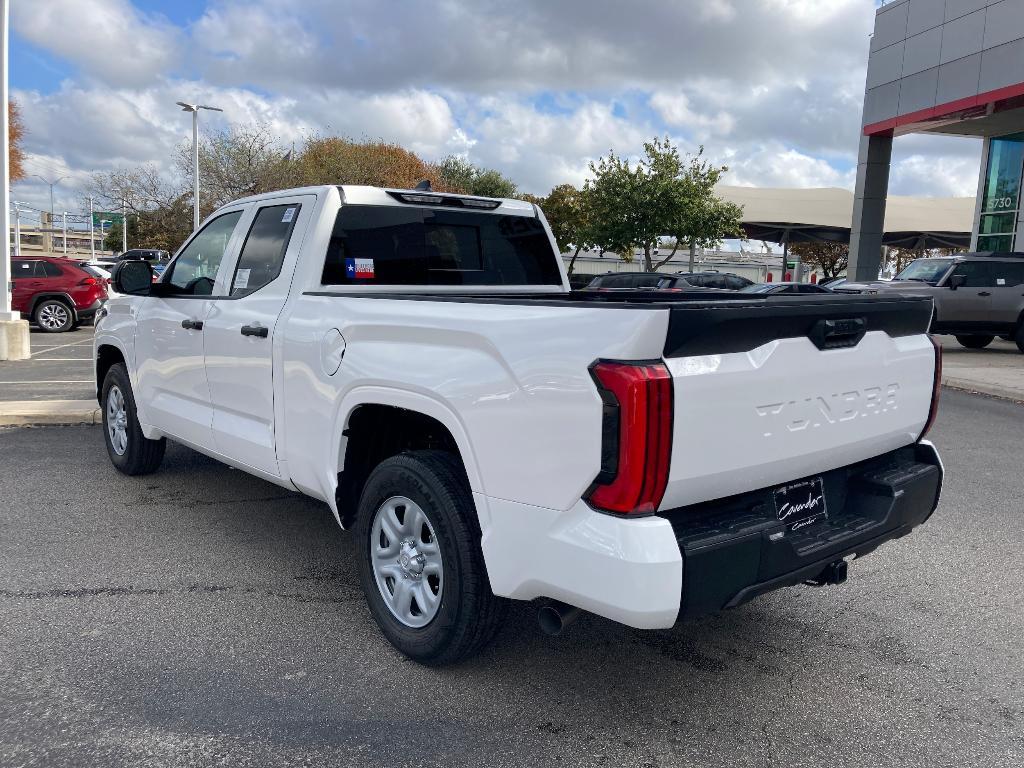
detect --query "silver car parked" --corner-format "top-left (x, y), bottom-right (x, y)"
top-left (846, 253), bottom-right (1024, 352)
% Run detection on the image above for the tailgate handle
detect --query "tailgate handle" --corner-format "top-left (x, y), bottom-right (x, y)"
top-left (810, 317), bottom-right (866, 350)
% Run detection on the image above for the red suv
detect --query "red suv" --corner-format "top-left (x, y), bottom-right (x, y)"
top-left (11, 256), bottom-right (109, 333)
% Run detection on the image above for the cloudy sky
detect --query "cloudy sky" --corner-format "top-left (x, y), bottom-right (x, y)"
top-left (12, 0), bottom-right (983, 215)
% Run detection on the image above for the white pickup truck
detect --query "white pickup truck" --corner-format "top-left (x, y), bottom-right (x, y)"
top-left (95, 185), bottom-right (944, 664)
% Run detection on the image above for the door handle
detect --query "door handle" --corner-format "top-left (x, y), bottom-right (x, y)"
top-left (181, 319), bottom-right (204, 331)
top-left (978, 291), bottom-right (991, 297)
top-left (240, 324), bottom-right (269, 338)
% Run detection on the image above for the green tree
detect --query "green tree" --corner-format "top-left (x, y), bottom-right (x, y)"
top-left (658, 146), bottom-right (743, 271)
top-left (584, 137), bottom-right (743, 272)
top-left (437, 155), bottom-right (518, 197)
top-left (539, 184), bottom-right (594, 275)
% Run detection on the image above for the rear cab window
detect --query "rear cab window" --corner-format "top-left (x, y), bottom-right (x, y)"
top-left (230, 204), bottom-right (301, 296)
top-left (321, 205), bottom-right (562, 287)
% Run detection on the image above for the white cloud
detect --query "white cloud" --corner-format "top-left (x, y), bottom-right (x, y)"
top-left (10, 0), bottom-right (981, 216)
top-left (12, 0), bottom-right (178, 88)
top-left (722, 144), bottom-right (856, 189)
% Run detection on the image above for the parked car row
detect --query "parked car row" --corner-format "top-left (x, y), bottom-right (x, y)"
top-left (580, 270), bottom-right (833, 295)
top-left (581, 270), bottom-right (757, 292)
top-left (10, 249), bottom-right (172, 333)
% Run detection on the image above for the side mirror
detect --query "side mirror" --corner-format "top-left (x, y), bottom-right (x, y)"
top-left (948, 274), bottom-right (966, 290)
top-left (112, 260), bottom-right (155, 295)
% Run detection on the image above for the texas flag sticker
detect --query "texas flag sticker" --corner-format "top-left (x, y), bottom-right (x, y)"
top-left (345, 258), bottom-right (375, 279)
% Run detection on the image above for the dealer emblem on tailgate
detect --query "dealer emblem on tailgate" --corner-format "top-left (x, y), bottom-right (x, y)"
top-left (755, 384), bottom-right (899, 438)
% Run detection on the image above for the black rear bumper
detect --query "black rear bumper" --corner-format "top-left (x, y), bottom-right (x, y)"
top-left (660, 442), bottom-right (943, 620)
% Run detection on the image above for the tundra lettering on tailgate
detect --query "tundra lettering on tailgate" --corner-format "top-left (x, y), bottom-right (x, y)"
top-left (755, 384), bottom-right (900, 438)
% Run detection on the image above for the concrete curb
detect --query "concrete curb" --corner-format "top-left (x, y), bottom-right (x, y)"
top-left (942, 378), bottom-right (1024, 404)
top-left (0, 400), bottom-right (102, 427)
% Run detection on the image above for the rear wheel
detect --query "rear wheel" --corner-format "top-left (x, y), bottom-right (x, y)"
top-left (101, 363), bottom-right (165, 475)
top-left (33, 299), bottom-right (74, 333)
top-left (355, 450), bottom-right (507, 665)
top-left (1015, 325), bottom-right (1024, 354)
top-left (955, 334), bottom-right (994, 349)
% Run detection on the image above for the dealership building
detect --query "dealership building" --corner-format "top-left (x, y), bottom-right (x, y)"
top-left (850, 0), bottom-right (1024, 279)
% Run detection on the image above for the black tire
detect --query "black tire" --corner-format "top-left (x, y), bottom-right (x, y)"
top-left (1015, 325), bottom-right (1024, 354)
top-left (33, 298), bottom-right (75, 333)
top-left (101, 363), bottom-right (166, 475)
top-left (355, 450), bottom-right (507, 665)
top-left (955, 334), bottom-right (995, 349)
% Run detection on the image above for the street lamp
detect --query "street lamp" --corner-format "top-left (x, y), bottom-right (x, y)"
top-left (176, 101), bottom-right (223, 230)
top-left (32, 174), bottom-right (68, 218)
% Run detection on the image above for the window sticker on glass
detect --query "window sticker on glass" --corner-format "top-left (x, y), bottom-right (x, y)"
top-left (997, 278), bottom-right (1006, 285)
top-left (345, 258), bottom-right (375, 279)
top-left (282, 207), bottom-right (295, 223)
top-left (234, 268), bottom-right (251, 289)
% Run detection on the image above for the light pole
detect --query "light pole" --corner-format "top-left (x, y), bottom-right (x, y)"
top-left (32, 174), bottom-right (67, 218)
top-left (1, 0), bottom-right (31, 359)
top-left (89, 196), bottom-right (95, 260)
top-left (176, 101), bottom-right (223, 230)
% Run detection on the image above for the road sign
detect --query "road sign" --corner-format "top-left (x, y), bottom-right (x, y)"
top-left (92, 212), bottom-right (124, 226)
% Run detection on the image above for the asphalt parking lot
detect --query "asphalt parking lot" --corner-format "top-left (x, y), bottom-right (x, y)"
top-left (1, 390), bottom-right (1022, 767)
top-left (0, 325), bottom-right (96, 402)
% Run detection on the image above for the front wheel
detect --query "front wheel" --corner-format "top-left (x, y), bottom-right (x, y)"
top-left (1015, 325), bottom-right (1024, 354)
top-left (101, 363), bottom-right (166, 475)
top-left (955, 334), bottom-right (994, 349)
top-left (355, 450), bottom-right (507, 665)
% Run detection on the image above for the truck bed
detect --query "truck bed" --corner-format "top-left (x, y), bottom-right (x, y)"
top-left (303, 290), bottom-right (935, 357)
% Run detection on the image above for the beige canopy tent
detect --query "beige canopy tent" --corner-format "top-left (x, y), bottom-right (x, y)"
top-left (715, 185), bottom-right (974, 249)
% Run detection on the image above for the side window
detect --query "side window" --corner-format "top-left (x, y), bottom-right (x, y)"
top-left (707, 275), bottom-right (729, 289)
top-left (42, 261), bottom-right (64, 277)
top-left (990, 262), bottom-right (1024, 287)
top-left (11, 261), bottom-right (37, 279)
top-left (230, 204), bottom-right (301, 297)
top-left (161, 211), bottom-right (243, 296)
top-left (949, 261), bottom-right (996, 288)
top-left (633, 274), bottom-right (663, 289)
top-left (726, 275), bottom-right (749, 290)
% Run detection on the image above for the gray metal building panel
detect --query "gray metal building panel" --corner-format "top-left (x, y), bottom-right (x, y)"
top-left (983, 0), bottom-right (1024, 50)
top-left (979, 37), bottom-right (1024, 92)
top-left (904, 27), bottom-right (943, 76)
top-left (898, 67), bottom-right (940, 113)
top-left (946, 0), bottom-right (989, 23)
top-left (907, 0), bottom-right (946, 35)
top-left (867, 42), bottom-right (906, 88)
top-left (940, 9), bottom-right (987, 64)
top-left (864, 81), bottom-right (902, 125)
top-left (936, 53), bottom-right (983, 103)
top-left (873, 2), bottom-right (910, 52)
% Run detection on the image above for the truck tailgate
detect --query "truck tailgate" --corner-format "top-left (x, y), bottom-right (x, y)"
top-left (659, 295), bottom-right (936, 509)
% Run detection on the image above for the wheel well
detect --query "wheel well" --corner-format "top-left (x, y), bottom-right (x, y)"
top-left (337, 404), bottom-right (466, 528)
top-left (95, 345), bottom-right (125, 403)
top-left (30, 293), bottom-right (76, 317)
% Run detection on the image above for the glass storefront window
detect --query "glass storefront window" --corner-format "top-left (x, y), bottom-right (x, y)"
top-left (979, 212), bottom-right (1017, 235)
top-left (981, 133), bottom-right (1024, 214)
top-left (977, 234), bottom-right (1014, 252)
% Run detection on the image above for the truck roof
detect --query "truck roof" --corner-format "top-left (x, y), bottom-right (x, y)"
top-left (217, 184), bottom-right (537, 216)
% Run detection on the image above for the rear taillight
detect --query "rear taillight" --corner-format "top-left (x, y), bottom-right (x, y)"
top-left (585, 361), bottom-right (673, 515)
top-left (918, 336), bottom-right (942, 441)
top-left (78, 277), bottom-right (98, 286)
